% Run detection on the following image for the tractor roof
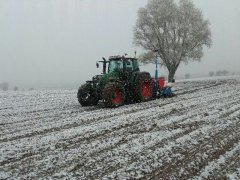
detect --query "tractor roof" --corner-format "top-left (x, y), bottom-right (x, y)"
top-left (109, 56), bottom-right (138, 61)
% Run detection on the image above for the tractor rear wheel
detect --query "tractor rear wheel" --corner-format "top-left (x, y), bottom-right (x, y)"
top-left (102, 82), bottom-right (125, 108)
top-left (134, 73), bottom-right (153, 102)
top-left (77, 83), bottom-right (98, 106)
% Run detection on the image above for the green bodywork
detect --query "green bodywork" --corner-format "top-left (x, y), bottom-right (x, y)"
top-left (90, 57), bottom-right (140, 99)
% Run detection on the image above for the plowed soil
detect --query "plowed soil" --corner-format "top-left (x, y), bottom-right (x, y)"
top-left (0, 77), bottom-right (240, 179)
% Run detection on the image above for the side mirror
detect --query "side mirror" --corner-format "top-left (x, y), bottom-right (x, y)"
top-left (96, 62), bottom-right (99, 68)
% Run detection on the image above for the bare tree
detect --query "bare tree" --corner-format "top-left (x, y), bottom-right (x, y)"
top-left (185, 73), bottom-right (190, 79)
top-left (13, 86), bottom-right (19, 91)
top-left (222, 70), bottom-right (229, 76)
top-left (134, 0), bottom-right (212, 82)
top-left (0, 82), bottom-right (9, 91)
top-left (209, 71), bottom-right (214, 77)
top-left (216, 70), bottom-right (222, 76)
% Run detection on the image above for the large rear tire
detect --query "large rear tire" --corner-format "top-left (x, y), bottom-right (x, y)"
top-left (134, 73), bottom-right (153, 102)
top-left (102, 82), bottom-right (125, 108)
top-left (77, 83), bottom-right (98, 107)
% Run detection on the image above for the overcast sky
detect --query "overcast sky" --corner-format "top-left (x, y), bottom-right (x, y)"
top-left (0, 0), bottom-right (240, 88)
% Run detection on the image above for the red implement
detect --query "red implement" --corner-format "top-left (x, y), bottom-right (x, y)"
top-left (158, 77), bottom-right (165, 89)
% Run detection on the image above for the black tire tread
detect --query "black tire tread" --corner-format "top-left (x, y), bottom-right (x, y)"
top-left (77, 83), bottom-right (98, 107)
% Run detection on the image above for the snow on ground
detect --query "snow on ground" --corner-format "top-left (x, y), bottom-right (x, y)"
top-left (0, 77), bottom-right (240, 179)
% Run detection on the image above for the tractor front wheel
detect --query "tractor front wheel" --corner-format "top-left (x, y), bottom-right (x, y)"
top-left (102, 82), bottom-right (125, 108)
top-left (77, 83), bottom-right (98, 107)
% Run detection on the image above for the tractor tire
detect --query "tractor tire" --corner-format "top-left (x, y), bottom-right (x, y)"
top-left (134, 72), bottom-right (153, 102)
top-left (77, 83), bottom-right (98, 107)
top-left (102, 82), bottom-right (125, 108)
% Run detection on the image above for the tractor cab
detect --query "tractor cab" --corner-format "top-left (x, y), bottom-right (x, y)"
top-left (108, 56), bottom-right (140, 74)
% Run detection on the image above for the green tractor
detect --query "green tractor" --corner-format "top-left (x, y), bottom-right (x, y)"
top-left (77, 56), bottom-right (153, 108)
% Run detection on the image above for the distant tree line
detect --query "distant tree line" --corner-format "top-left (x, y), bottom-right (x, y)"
top-left (0, 82), bottom-right (9, 91)
top-left (209, 70), bottom-right (231, 77)
top-left (0, 82), bottom-right (19, 91)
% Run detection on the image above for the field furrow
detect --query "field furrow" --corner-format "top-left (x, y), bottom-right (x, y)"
top-left (0, 77), bottom-right (240, 179)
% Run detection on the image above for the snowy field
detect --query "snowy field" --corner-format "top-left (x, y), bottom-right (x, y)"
top-left (1, 77), bottom-right (240, 179)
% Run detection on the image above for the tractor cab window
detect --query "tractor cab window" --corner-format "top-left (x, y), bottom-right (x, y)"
top-left (125, 60), bottom-right (133, 71)
top-left (108, 60), bottom-right (123, 73)
top-left (132, 59), bottom-right (140, 71)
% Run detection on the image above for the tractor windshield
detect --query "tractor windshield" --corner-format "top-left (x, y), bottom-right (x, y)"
top-left (108, 60), bottom-right (123, 73)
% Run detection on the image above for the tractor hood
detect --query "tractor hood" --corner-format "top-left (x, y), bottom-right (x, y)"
top-left (92, 75), bottom-right (103, 84)
top-left (97, 71), bottom-right (120, 91)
